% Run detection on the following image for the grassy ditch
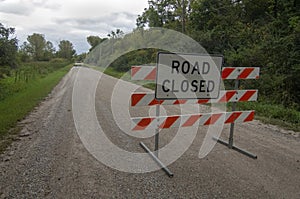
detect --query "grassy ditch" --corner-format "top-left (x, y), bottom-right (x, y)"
top-left (0, 64), bottom-right (72, 152)
top-left (92, 65), bottom-right (300, 132)
top-left (237, 102), bottom-right (300, 132)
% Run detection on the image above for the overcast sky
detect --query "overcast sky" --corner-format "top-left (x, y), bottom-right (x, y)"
top-left (0, 0), bottom-right (148, 53)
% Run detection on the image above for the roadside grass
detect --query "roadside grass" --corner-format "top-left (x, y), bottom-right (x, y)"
top-left (89, 65), bottom-right (300, 132)
top-left (237, 102), bottom-right (300, 132)
top-left (103, 67), bottom-right (126, 79)
top-left (0, 60), bottom-right (71, 101)
top-left (0, 64), bottom-right (72, 152)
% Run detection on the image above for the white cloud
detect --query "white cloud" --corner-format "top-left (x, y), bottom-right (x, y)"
top-left (0, 0), bottom-right (148, 53)
top-left (0, 0), bottom-right (32, 15)
top-left (0, 0), bottom-right (60, 15)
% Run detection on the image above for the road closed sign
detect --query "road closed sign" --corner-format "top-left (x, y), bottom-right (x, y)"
top-left (155, 52), bottom-right (223, 100)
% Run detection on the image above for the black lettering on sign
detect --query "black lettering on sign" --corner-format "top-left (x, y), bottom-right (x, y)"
top-left (182, 61), bottom-right (190, 74)
top-left (191, 62), bottom-right (200, 75)
top-left (207, 80), bottom-right (215, 92)
top-left (191, 80), bottom-right (198, 92)
top-left (199, 80), bottom-right (206, 92)
top-left (172, 60), bottom-right (212, 75)
top-left (202, 62), bottom-right (210, 74)
top-left (172, 60), bottom-right (180, 74)
top-left (172, 80), bottom-right (179, 92)
top-left (181, 80), bottom-right (189, 92)
top-left (162, 80), bottom-right (170, 92)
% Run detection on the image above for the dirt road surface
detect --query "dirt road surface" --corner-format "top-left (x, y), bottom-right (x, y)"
top-left (0, 67), bottom-right (299, 198)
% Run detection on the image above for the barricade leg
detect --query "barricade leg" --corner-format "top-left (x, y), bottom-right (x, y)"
top-left (140, 104), bottom-right (174, 177)
top-left (214, 79), bottom-right (257, 159)
top-left (140, 142), bottom-right (174, 177)
top-left (229, 79), bottom-right (239, 148)
top-left (213, 137), bottom-right (257, 159)
top-left (154, 104), bottom-right (160, 157)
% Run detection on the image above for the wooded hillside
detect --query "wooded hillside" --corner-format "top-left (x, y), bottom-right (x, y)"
top-left (105, 0), bottom-right (299, 111)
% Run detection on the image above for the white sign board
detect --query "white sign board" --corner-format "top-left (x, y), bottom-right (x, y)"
top-left (155, 52), bottom-right (223, 100)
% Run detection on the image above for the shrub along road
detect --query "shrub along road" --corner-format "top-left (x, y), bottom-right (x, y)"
top-left (0, 67), bottom-right (299, 198)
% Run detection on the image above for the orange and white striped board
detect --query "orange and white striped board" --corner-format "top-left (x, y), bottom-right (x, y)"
top-left (131, 66), bottom-right (260, 81)
top-left (131, 111), bottom-right (255, 131)
top-left (221, 67), bottom-right (260, 80)
top-left (131, 90), bottom-right (258, 106)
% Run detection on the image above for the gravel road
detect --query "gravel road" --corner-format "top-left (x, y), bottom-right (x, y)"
top-left (0, 67), bottom-right (299, 198)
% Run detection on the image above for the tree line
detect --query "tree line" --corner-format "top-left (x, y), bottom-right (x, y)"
top-left (86, 0), bottom-right (299, 111)
top-left (136, 0), bottom-right (300, 110)
top-left (0, 23), bottom-right (76, 77)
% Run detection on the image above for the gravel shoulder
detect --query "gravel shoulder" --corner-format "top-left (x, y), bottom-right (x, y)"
top-left (0, 67), bottom-right (299, 198)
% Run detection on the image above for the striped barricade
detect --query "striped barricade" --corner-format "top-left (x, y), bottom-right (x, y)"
top-left (131, 66), bottom-right (260, 81)
top-left (131, 65), bottom-right (260, 130)
top-left (132, 111), bottom-right (255, 131)
top-left (131, 64), bottom-right (260, 176)
top-left (131, 65), bottom-right (259, 157)
top-left (131, 90), bottom-right (258, 107)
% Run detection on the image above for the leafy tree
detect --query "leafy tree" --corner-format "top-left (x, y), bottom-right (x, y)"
top-left (44, 41), bottom-right (55, 60)
top-left (25, 33), bottom-right (47, 61)
top-left (22, 33), bottom-right (55, 61)
top-left (57, 40), bottom-right (76, 60)
top-left (107, 29), bottom-right (124, 39)
top-left (0, 23), bottom-right (18, 70)
top-left (75, 53), bottom-right (87, 62)
top-left (87, 36), bottom-right (107, 51)
top-left (106, 29), bottom-right (124, 54)
top-left (18, 41), bottom-right (31, 62)
top-left (136, 0), bottom-right (193, 32)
